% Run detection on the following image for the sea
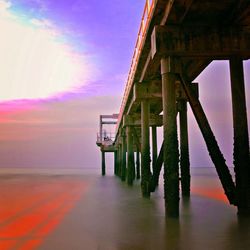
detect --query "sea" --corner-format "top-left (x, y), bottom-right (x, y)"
top-left (0, 167), bottom-right (249, 250)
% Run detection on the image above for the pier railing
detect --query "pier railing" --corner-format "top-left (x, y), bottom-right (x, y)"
top-left (96, 132), bottom-right (116, 146)
top-left (116, 0), bottom-right (156, 132)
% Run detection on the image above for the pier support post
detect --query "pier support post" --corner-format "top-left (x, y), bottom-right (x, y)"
top-left (141, 99), bottom-right (152, 197)
top-left (152, 126), bottom-right (158, 178)
top-left (114, 150), bottom-right (118, 176)
top-left (136, 150), bottom-right (141, 179)
top-left (127, 126), bottom-right (135, 185)
top-left (102, 151), bottom-right (106, 176)
top-left (132, 138), bottom-right (136, 181)
top-left (161, 57), bottom-right (179, 217)
top-left (132, 127), bottom-right (141, 179)
top-left (118, 144), bottom-right (122, 177)
top-left (152, 141), bottom-right (164, 189)
top-left (99, 115), bottom-right (103, 142)
top-left (179, 100), bottom-right (190, 196)
top-left (229, 57), bottom-right (250, 216)
top-left (121, 133), bottom-right (127, 181)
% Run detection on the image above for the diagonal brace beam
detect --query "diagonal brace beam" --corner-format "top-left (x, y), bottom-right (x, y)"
top-left (177, 73), bottom-right (236, 205)
top-left (151, 140), bottom-right (164, 191)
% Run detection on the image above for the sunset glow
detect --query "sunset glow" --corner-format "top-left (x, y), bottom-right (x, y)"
top-left (0, 0), bottom-right (89, 101)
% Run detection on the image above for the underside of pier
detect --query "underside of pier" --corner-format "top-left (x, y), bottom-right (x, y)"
top-left (98, 0), bottom-right (250, 217)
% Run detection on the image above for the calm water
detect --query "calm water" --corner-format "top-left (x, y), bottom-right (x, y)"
top-left (0, 168), bottom-right (249, 250)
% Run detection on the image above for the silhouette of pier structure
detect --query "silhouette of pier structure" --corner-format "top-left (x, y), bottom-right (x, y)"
top-left (96, 114), bottom-right (118, 176)
top-left (97, 0), bottom-right (250, 217)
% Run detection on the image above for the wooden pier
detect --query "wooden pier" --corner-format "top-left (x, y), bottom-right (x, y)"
top-left (97, 0), bottom-right (250, 217)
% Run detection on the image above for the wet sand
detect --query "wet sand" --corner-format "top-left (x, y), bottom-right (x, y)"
top-left (0, 168), bottom-right (249, 250)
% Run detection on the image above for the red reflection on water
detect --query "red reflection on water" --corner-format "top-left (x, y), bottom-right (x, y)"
top-left (0, 240), bottom-right (17, 250)
top-left (35, 202), bottom-right (74, 238)
top-left (192, 187), bottom-right (228, 203)
top-left (18, 240), bottom-right (42, 250)
top-left (0, 178), bottom-right (87, 250)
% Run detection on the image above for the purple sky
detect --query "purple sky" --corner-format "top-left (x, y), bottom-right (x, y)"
top-left (0, 0), bottom-right (249, 170)
top-left (9, 0), bottom-right (146, 96)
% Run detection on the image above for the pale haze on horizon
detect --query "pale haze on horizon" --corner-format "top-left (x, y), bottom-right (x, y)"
top-left (0, 0), bottom-right (249, 170)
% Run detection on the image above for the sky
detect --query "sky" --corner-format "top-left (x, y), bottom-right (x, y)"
top-left (0, 0), bottom-right (249, 170)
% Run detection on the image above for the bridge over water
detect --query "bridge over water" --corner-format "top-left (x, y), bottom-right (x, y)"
top-left (97, 0), bottom-right (250, 217)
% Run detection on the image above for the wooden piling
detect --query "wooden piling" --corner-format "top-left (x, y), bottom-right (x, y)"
top-left (121, 133), bottom-right (127, 181)
top-left (132, 127), bottom-right (141, 179)
top-left (118, 144), bottom-right (122, 177)
top-left (229, 57), bottom-right (250, 216)
top-left (152, 141), bottom-right (164, 189)
top-left (132, 151), bottom-right (136, 181)
top-left (161, 57), bottom-right (179, 217)
top-left (136, 150), bottom-right (141, 179)
top-left (101, 151), bottom-right (106, 176)
top-left (127, 126), bottom-right (135, 185)
top-left (141, 99), bottom-right (152, 197)
top-left (114, 150), bottom-right (118, 176)
top-left (152, 126), bottom-right (158, 178)
top-left (179, 101), bottom-right (190, 196)
top-left (132, 140), bottom-right (136, 181)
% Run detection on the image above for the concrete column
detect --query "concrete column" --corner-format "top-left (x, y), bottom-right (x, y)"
top-left (161, 57), bottom-right (179, 217)
top-left (141, 99), bottom-right (152, 197)
top-left (152, 126), bottom-right (158, 177)
top-left (179, 101), bottom-right (190, 196)
top-left (230, 58), bottom-right (250, 216)
top-left (101, 151), bottom-right (106, 176)
top-left (127, 126), bottom-right (135, 185)
top-left (136, 150), bottom-right (141, 179)
top-left (121, 133), bottom-right (127, 181)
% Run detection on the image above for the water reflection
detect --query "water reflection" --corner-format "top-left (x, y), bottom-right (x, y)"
top-left (0, 176), bottom-right (87, 250)
top-left (0, 168), bottom-right (249, 250)
top-left (225, 216), bottom-right (250, 250)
